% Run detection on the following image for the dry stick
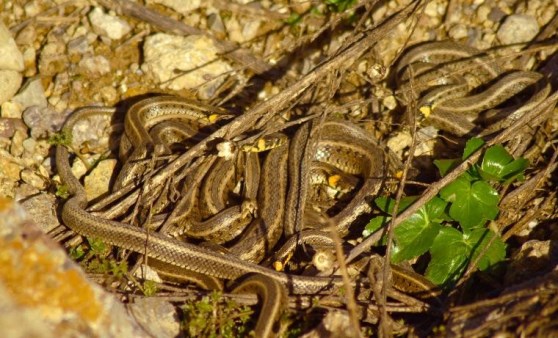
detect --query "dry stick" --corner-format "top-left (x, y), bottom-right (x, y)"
top-left (378, 96), bottom-right (420, 338)
top-left (97, 0), bottom-right (272, 74)
top-left (347, 90), bottom-right (558, 264)
top-left (329, 221), bottom-right (363, 338)
top-left (136, 0), bottom-right (424, 195)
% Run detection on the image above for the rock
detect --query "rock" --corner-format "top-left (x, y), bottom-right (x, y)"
top-left (0, 21), bottom-right (24, 71)
top-left (148, 0), bottom-right (201, 14)
top-left (0, 70), bottom-right (23, 105)
top-left (84, 159), bottom-right (117, 201)
top-left (0, 101), bottom-right (23, 119)
top-left (302, 311), bottom-right (360, 338)
top-left (0, 198), bottom-right (149, 337)
top-left (127, 298), bottom-right (180, 338)
top-left (142, 34), bottom-right (232, 99)
top-left (78, 55), bottom-right (111, 77)
top-left (12, 77), bottom-right (48, 109)
top-left (10, 129), bottom-right (26, 157)
top-left (0, 178), bottom-right (16, 199)
top-left (19, 193), bottom-right (59, 233)
top-left (88, 7), bottom-right (132, 40)
top-left (0, 152), bottom-right (22, 181)
top-left (20, 168), bottom-right (46, 190)
top-left (22, 106), bottom-right (66, 139)
top-left (497, 14), bottom-right (539, 44)
top-left (67, 35), bottom-right (92, 55)
top-left (38, 42), bottom-right (68, 76)
top-left (1, 118), bottom-right (27, 139)
top-left (21, 47), bottom-right (37, 77)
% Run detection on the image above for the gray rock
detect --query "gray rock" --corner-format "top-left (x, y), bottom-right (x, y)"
top-left (12, 77), bottom-right (48, 109)
top-left (127, 298), bottom-right (180, 338)
top-left (497, 14), bottom-right (539, 44)
top-left (19, 193), bottom-right (59, 233)
top-left (22, 105), bottom-right (66, 139)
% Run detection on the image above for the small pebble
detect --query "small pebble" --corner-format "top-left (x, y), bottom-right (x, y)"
top-left (88, 7), bottom-right (132, 40)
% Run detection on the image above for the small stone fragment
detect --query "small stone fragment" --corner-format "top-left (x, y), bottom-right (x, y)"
top-left (88, 7), bottom-right (132, 40)
top-left (78, 55), bottom-right (111, 77)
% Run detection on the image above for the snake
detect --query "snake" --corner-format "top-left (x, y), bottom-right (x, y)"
top-left (56, 96), bottom-right (442, 336)
top-left (395, 40), bottom-right (550, 136)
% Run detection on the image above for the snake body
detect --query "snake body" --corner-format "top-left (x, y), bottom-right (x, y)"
top-left (395, 40), bottom-right (550, 136)
top-left (56, 98), bottom-right (395, 336)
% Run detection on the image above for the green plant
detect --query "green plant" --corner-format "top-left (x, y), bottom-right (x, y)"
top-left (71, 237), bottom-right (129, 279)
top-left (48, 130), bottom-right (73, 146)
top-left (364, 138), bottom-right (528, 286)
top-left (181, 291), bottom-right (252, 338)
top-left (325, 0), bottom-right (357, 13)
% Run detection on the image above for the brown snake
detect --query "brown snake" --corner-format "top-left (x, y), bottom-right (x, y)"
top-left (56, 95), bottom-right (439, 335)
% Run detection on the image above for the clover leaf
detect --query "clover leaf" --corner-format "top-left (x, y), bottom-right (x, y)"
top-left (391, 197), bottom-right (446, 263)
top-left (440, 176), bottom-right (499, 231)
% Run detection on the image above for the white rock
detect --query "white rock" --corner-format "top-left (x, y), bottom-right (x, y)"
top-left (497, 14), bottom-right (539, 44)
top-left (0, 70), bottom-right (23, 105)
top-left (147, 0), bottom-right (201, 14)
top-left (0, 21), bottom-right (24, 71)
top-left (78, 55), bottom-right (111, 77)
top-left (142, 34), bottom-right (232, 99)
top-left (88, 7), bottom-right (132, 40)
top-left (12, 77), bottom-right (47, 109)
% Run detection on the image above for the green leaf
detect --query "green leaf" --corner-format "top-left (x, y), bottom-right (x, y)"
top-left (480, 145), bottom-right (512, 179)
top-left (374, 196), bottom-right (417, 214)
top-left (465, 228), bottom-right (506, 271)
top-left (426, 227), bottom-right (469, 285)
top-left (391, 198), bottom-right (446, 263)
top-left (440, 177), bottom-right (499, 230)
top-left (434, 158), bottom-right (459, 177)
top-left (479, 145), bottom-right (528, 183)
top-left (463, 138), bottom-right (485, 159)
top-left (363, 216), bottom-right (389, 237)
top-left (499, 158), bottom-right (528, 183)
top-left (325, 0), bottom-right (356, 12)
top-left (285, 12), bottom-right (301, 25)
